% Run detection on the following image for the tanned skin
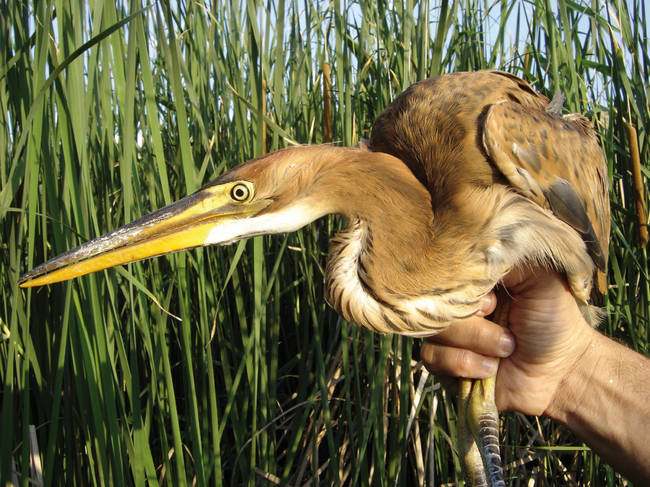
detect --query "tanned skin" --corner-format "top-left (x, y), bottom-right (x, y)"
top-left (421, 268), bottom-right (650, 483)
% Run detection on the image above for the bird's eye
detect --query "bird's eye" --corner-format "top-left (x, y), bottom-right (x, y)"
top-left (231, 183), bottom-right (250, 202)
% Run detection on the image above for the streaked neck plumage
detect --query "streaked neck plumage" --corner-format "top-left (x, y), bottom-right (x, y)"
top-left (240, 146), bottom-right (590, 336)
top-left (305, 148), bottom-right (592, 335)
top-left (303, 149), bottom-right (490, 335)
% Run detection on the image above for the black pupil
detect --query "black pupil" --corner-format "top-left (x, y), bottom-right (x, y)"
top-left (234, 186), bottom-right (247, 200)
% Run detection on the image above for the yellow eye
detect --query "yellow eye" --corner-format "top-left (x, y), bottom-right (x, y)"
top-left (230, 183), bottom-right (251, 202)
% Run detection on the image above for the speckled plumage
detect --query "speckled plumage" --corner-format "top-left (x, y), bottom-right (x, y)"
top-left (365, 71), bottom-right (609, 325)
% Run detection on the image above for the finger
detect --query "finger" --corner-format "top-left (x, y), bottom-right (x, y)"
top-left (476, 291), bottom-right (497, 316)
top-left (502, 264), bottom-right (537, 290)
top-left (421, 341), bottom-right (499, 379)
top-left (502, 266), bottom-right (565, 293)
top-left (502, 267), bottom-right (572, 306)
top-left (425, 316), bottom-right (516, 358)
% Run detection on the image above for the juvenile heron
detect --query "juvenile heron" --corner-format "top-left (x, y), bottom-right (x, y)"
top-left (20, 71), bottom-right (609, 486)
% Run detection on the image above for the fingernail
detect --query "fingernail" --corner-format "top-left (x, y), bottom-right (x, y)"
top-left (478, 293), bottom-right (495, 316)
top-left (499, 331), bottom-right (516, 356)
top-left (481, 357), bottom-right (499, 376)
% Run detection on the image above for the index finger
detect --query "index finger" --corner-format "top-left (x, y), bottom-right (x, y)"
top-left (425, 315), bottom-right (516, 359)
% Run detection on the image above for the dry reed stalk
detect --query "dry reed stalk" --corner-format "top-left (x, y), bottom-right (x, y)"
top-left (627, 122), bottom-right (648, 247)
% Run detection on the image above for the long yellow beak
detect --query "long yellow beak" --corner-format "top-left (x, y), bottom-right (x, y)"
top-left (18, 181), bottom-right (271, 287)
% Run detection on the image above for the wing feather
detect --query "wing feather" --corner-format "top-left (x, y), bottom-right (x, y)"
top-left (482, 101), bottom-right (610, 296)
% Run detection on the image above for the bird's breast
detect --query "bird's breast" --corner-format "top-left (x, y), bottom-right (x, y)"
top-left (324, 219), bottom-right (490, 336)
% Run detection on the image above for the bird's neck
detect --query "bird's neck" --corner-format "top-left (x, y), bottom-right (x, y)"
top-left (316, 150), bottom-right (440, 276)
top-left (318, 149), bottom-right (489, 335)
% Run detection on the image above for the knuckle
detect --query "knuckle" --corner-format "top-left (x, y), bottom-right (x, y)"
top-left (422, 343), bottom-right (484, 379)
top-left (468, 322), bottom-right (490, 345)
top-left (420, 342), bottom-right (442, 369)
top-left (421, 343), bottom-right (459, 376)
top-left (468, 321), bottom-right (500, 352)
top-left (454, 349), bottom-right (476, 377)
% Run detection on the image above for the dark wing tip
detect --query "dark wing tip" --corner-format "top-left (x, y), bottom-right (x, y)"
top-left (543, 178), bottom-right (607, 272)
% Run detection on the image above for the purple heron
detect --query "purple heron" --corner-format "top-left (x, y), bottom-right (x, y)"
top-left (19, 71), bottom-right (609, 486)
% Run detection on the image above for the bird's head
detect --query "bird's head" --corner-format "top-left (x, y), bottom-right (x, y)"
top-left (18, 145), bottom-right (351, 287)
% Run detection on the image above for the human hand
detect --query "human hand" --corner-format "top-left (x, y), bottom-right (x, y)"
top-left (421, 267), bottom-right (599, 416)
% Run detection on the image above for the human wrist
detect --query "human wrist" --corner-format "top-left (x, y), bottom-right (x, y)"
top-left (543, 324), bottom-right (602, 423)
top-left (543, 328), bottom-right (650, 482)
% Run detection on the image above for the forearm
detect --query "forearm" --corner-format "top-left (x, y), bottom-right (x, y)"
top-left (546, 328), bottom-right (650, 483)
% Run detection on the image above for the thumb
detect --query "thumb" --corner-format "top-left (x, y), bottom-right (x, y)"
top-left (502, 265), bottom-right (552, 293)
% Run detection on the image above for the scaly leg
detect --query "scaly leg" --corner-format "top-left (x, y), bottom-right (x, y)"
top-left (468, 375), bottom-right (504, 486)
top-left (458, 378), bottom-right (488, 486)
top-left (458, 287), bottom-right (510, 486)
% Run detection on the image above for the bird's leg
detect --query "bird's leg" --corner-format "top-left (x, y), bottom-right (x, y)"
top-left (468, 375), bottom-right (504, 487)
top-left (458, 287), bottom-right (510, 487)
top-left (458, 379), bottom-right (488, 486)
